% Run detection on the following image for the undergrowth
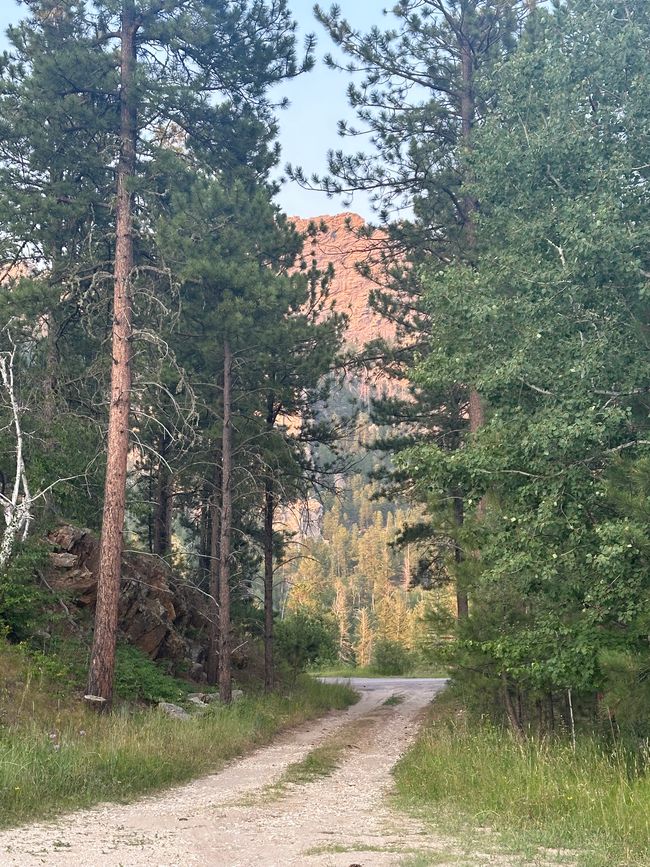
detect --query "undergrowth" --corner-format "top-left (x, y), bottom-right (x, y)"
top-left (1, 638), bottom-right (195, 725)
top-left (394, 693), bottom-right (650, 867)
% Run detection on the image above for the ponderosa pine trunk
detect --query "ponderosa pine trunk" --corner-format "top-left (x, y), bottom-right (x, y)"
top-left (460, 29), bottom-right (483, 442)
top-left (41, 306), bottom-right (59, 522)
top-left (263, 390), bottom-right (276, 692)
top-left (453, 491), bottom-right (468, 619)
top-left (263, 476), bottom-right (274, 691)
top-left (460, 32), bottom-right (476, 245)
top-left (502, 673), bottom-right (524, 740)
top-left (218, 340), bottom-right (233, 703)
top-left (86, 0), bottom-right (137, 710)
top-left (206, 458), bottom-right (222, 686)
top-left (455, 26), bottom-right (482, 621)
top-left (43, 309), bottom-right (58, 428)
top-left (153, 432), bottom-right (172, 557)
top-left (198, 481), bottom-right (212, 579)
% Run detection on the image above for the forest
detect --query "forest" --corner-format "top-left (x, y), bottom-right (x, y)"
top-left (1, 0), bottom-right (650, 864)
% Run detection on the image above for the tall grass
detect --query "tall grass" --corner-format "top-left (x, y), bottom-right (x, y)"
top-left (0, 677), bottom-right (356, 828)
top-left (394, 704), bottom-right (650, 866)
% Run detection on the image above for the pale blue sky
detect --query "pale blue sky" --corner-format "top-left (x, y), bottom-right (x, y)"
top-left (0, 0), bottom-right (389, 219)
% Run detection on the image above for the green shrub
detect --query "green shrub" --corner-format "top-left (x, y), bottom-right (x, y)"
top-left (600, 647), bottom-right (650, 740)
top-left (276, 612), bottom-right (337, 676)
top-left (372, 638), bottom-right (412, 675)
top-left (114, 644), bottom-right (186, 703)
top-left (12, 639), bottom-right (186, 705)
top-left (0, 540), bottom-right (50, 641)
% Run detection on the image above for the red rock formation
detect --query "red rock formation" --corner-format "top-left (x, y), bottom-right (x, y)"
top-left (46, 524), bottom-right (207, 672)
top-left (291, 213), bottom-right (396, 350)
top-left (291, 213), bottom-right (409, 407)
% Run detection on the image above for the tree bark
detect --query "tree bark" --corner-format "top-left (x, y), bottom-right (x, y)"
top-left (459, 32), bottom-right (476, 246)
top-left (468, 387), bottom-right (486, 518)
top-left (153, 433), bottom-right (173, 557)
top-left (198, 480), bottom-right (212, 580)
top-left (206, 457), bottom-right (222, 686)
top-left (218, 340), bottom-right (233, 703)
top-left (460, 32), bottom-right (483, 440)
top-left (468, 387), bottom-right (484, 433)
top-left (547, 692), bottom-right (555, 732)
top-left (41, 307), bottom-right (59, 522)
top-left (453, 491), bottom-right (468, 619)
top-left (460, 33), bottom-right (486, 606)
top-left (87, 0), bottom-right (137, 710)
top-left (263, 476), bottom-right (274, 692)
top-left (43, 309), bottom-right (58, 428)
top-left (502, 674), bottom-right (524, 740)
top-left (263, 390), bottom-right (276, 693)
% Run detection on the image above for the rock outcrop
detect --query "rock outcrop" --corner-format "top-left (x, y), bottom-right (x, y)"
top-left (291, 213), bottom-right (409, 408)
top-left (46, 525), bottom-right (208, 672)
top-left (291, 213), bottom-right (396, 351)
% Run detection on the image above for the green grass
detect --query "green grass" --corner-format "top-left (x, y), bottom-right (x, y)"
top-left (0, 675), bottom-right (357, 829)
top-left (394, 695), bottom-right (650, 867)
top-left (251, 714), bottom-right (376, 804)
top-left (383, 693), bottom-right (405, 706)
top-left (280, 740), bottom-right (344, 784)
top-left (303, 843), bottom-right (446, 859)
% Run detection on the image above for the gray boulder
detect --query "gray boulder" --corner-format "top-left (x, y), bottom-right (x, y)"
top-left (158, 701), bottom-right (190, 720)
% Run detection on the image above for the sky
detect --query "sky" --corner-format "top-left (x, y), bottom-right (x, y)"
top-left (0, 0), bottom-right (390, 219)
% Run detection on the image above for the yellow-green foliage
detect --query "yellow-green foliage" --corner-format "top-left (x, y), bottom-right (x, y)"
top-left (395, 698), bottom-right (650, 867)
top-left (284, 473), bottom-right (443, 666)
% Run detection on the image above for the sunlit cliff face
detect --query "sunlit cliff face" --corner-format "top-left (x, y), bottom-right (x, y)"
top-left (290, 213), bottom-right (396, 351)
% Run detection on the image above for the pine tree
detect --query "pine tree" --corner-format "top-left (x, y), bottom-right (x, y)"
top-left (2, 0), bottom-right (311, 708)
top-left (0, 3), bottom-right (115, 533)
top-left (332, 578), bottom-right (352, 662)
top-left (292, 1), bottom-right (530, 618)
top-left (355, 607), bottom-right (373, 668)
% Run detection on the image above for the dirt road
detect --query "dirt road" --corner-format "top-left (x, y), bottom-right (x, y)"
top-left (0, 677), bottom-right (478, 866)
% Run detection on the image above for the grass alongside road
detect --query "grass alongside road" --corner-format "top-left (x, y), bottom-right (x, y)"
top-left (394, 693), bottom-right (650, 867)
top-left (0, 666), bottom-right (357, 829)
top-left (280, 716), bottom-right (371, 785)
top-left (248, 713), bottom-right (377, 805)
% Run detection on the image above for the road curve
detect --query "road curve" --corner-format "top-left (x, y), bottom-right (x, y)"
top-left (0, 678), bottom-right (459, 866)
top-left (320, 675), bottom-right (448, 694)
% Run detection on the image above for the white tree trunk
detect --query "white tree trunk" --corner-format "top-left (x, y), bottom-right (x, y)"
top-left (0, 339), bottom-right (33, 571)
